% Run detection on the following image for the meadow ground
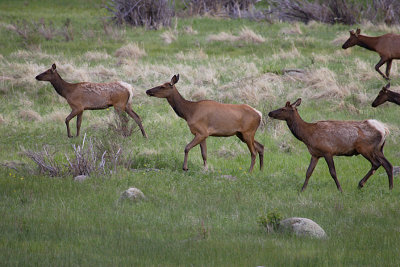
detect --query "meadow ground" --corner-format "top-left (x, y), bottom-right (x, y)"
top-left (1, 0), bottom-right (400, 266)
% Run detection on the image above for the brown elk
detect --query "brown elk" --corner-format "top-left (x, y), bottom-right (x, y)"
top-left (35, 64), bottom-right (147, 138)
top-left (372, 83), bottom-right (400, 107)
top-left (268, 98), bottom-right (393, 192)
top-left (146, 74), bottom-right (264, 172)
top-left (342, 28), bottom-right (400, 80)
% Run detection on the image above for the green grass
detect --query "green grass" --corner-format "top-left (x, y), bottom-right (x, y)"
top-left (1, 1), bottom-right (400, 266)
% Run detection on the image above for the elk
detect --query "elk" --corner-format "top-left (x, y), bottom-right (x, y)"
top-left (268, 98), bottom-right (393, 192)
top-left (372, 83), bottom-right (400, 107)
top-left (342, 28), bottom-right (400, 80)
top-left (35, 64), bottom-right (147, 138)
top-left (146, 74), bottom-right (264, 172)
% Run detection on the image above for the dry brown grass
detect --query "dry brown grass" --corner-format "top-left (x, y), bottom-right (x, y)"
top-left (272, 44), bottom-right (301, 60)
top-left (161, 30), bottom-right (178, 44)
top-left (280, 23), bottom-right (303, 35)
top-left (83, 51), bottom-right (111, 61)
top-left (331, 33), bottom-right (349, 46)
top-left (115, 43), bottom-right (146, 59)
top-left (207, 27), bottom-right (265, 43)
top-left (19, 109), bottom-right (42, 121)
top-left (175, 49), bottom-right (208, 61)
top-left (361, 21), bottom-right (400, 33)
top-left (0, 114), bottom-right (5, 124)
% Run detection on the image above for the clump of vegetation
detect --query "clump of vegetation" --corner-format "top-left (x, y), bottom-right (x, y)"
top-left (22, 134), bottom-right (132, 177)
top-left (182, 0), bottom-right (263, 19)
top-left (267, 0), bottom-right (400, 25)
top-left (105, 0), bottom-right (174, 29)
top-left (258, 210), bottom-right (283, 232)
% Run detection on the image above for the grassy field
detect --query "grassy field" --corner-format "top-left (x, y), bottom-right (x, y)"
top-left (1, 0), bottom-right (400, 266)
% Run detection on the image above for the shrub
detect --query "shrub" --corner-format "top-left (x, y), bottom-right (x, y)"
top-left (257, 210), bottom-right (283, 232)
top-left (267, 0), bottom-right (400, 25)
top-left (105, 0), bottom-right (174, 29)
top-left (182, 0), bottom-right (261, 18)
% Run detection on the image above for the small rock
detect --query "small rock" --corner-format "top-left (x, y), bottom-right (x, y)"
top-left (393, 166), bottom-right (400, 176)
top-left (279, 217), bottom-right (327, 239)
top-left (120, 187), bottom-right (145, 201)
top-left (74, 175), bottom-right (88, 182)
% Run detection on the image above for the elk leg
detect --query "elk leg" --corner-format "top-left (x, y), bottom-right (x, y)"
top-left (378, 155), bottom-right (393, 190)
top-left (375, 58), bottom-right (389, 80)
top-left (125, 107), bottom-right (148, 138)
top-left (324, 155), bottom-right (343, 192)
top-left (200, 140), bottom-right (208, 171)
top-left (301, 156), bottom-right (319, 192)
top-left (386, 59), bottom-right (393, 79)
top-left (243, 134), bottom-right (257, 173)
top-left (76, 111), bottom-right (83, 137)
top-left (65, 109), bottom-right (82, 138)
top-left (254, 140), bottom-right (264, 170)
top-left (183, 134), bottom-right (207, 171)
top-left (358, 162), bottom-right (380, 189)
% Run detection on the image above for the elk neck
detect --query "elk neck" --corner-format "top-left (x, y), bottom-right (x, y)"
top-left (166, 88), bottom-right (194, 121)
top-left (357, 35), bottom-right (379, 52)
top-left (49, 72), bottom-right (74, 98)
top-left (387, 90), bottom-right (400, 105)
top-left (286, 110), bottom-right (312, 143)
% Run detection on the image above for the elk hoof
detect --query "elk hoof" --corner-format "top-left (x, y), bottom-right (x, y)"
top-left (68, 135), bottom-right (73, 138)
top-left (358, 181), bottom-right (364, 189)
top-left (182, 167), bottom-right (188, 171)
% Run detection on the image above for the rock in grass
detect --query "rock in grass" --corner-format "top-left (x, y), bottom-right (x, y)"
top-left (279, 217), bottom-right (327, 239)
top-left (74, 175), bottom-right (88, 182)
top-left (120, 187), bottom-right (145, 201)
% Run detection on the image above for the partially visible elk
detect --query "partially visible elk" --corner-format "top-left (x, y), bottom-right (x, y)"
top-left (342, 28), bottom-right (400, 80)
top-left (268, 98), bottom-right (393, 192)
top-left (35, 64), bottom-right (147, 138)
top-left (146, 74), bottom-right (264, 172)
top-left (372, 83), bottom-right (400, 107)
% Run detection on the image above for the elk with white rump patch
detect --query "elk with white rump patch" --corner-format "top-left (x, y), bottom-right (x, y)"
top-left (35, 64), bottom-right (147, 138)
top-left (146, 74), bottom-right (264, 172)
top-left (268, 98), bottom-right (393, 191)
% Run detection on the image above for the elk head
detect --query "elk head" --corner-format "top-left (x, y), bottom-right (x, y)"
top-left (268, 98), bottom-right (302, 120)
top-left (372, 83), bottom-right (391, 107)
top-left (35, 63), bottom-right (58, 81)
top-left (342, 29), bottom-right (361, 49)
top-left (146, 74), bottom-right (179, 98)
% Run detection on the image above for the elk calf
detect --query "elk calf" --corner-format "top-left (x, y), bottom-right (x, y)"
top-left (342, 28), bottom-right (400, 80)
top-left (35, 64), bottom-right (147, 138)
top-left (268, 98), bottom-right (393, 191)
top-left (372, 83), bottom-right (400, 107)
top-left (146, 74), bottom-right (264, 172)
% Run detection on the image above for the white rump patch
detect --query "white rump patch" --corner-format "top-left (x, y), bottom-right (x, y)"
top-left (118, 81), bottom-right (134, 104)
top-left (247, 105), bottom-right (262, 120)
top-left (368, 119), bottom-right (389, 146)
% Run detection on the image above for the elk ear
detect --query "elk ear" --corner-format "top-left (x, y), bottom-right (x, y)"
top-left (384, 83), bottom-right (390, 90)
top-left (349, 30), bottom-right (355, 35)
top-left (51, 63), bottom-right (56, 72)
top-left (285, 101), bottom-right (291, 107)
top-left (171, 74), bottom-right (179, 85)
top-left (292, 98), bottom-right (302, 107)
top-left (355, 28), bottom-right (360, 37)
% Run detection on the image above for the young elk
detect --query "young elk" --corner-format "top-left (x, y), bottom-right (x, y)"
top-left (146, 74), bottom-right (264, 172)
top-left (372, 83), bottom-right (400, 107)
top-left (342, 28), bottom-right (400, 80)
top-left (268, 98), bottom-right (393, 192)
top-left (35, 64), bottom-right (147, 138)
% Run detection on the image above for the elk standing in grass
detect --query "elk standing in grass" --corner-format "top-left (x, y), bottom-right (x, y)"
top-left (35, 64), bottom-right (147, 138)
top-left (342, 28), bottom-right (400, 80)
top-left (146, 74), bottom-right (264, 172)
top-left (372, 83), bottom-right (400, 107)
top-left (268, 98), bottom-right (393, 192)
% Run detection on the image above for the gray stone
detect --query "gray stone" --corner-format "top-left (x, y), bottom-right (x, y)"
top-left (120, 187), bottom-right (145, 201)
top-left (74, 175), bottom-right (88, 182)
top-left (279, 217), bottom-right (327, 239)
